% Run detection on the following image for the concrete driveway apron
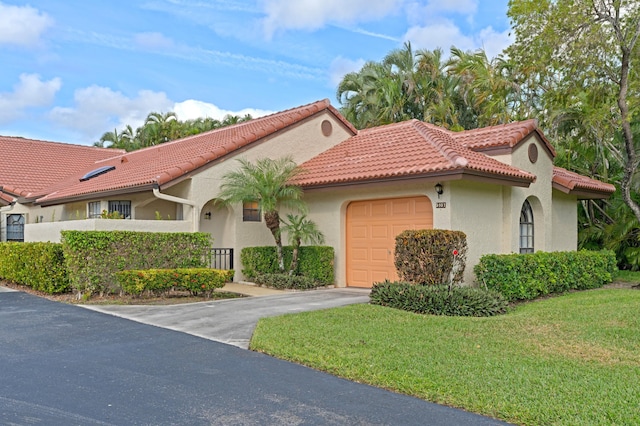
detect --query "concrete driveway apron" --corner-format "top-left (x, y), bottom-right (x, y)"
top-left (82, 288), bottom-right (371, 349)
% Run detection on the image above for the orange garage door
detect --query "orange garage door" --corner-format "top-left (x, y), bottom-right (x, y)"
top-left (346, 196), bottom-right (433, 288)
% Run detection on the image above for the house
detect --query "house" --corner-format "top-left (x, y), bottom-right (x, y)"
top-left (0, 100), bottom-right (615, 287)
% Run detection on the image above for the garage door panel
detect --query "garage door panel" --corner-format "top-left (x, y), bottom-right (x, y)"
top-left (347, 196), bottom-right (433, 288)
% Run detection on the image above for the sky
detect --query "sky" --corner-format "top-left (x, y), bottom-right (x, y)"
top-left (0, 0), bottom-right (512, 145)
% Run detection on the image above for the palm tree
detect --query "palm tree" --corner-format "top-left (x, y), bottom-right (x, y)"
top-left (281, 213), bottom-right (325, 276)
top-left (216, 157), bottom-right (307, 272)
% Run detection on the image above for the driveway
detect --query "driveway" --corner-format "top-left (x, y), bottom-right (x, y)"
top-left (0, 290), bottom-right (509, 425)
top-left (82, 288), bottom-right (371, 349)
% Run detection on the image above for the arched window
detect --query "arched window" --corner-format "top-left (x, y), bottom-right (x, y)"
top-left (520, 200), bottom-right (534, 254)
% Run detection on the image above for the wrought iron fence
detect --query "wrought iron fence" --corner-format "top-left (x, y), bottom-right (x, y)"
top-left (210, 248), bottom-right (233, 270)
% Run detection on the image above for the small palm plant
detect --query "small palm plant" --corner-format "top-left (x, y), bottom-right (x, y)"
top-left (281, 213), bottom-right (325, 276)
top-left (217, 157), bottom-right (306, 272)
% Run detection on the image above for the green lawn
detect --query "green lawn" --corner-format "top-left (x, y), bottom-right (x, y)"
top-left (250, 289), bottom-right (640, 425)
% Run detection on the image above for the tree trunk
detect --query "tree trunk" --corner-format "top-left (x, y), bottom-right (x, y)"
top-left (617, 47), bottom-right (640, 225)
top-left (264, 210), bottom-right (285, 272)
top-left (289, 240), bottom-right (301, 276)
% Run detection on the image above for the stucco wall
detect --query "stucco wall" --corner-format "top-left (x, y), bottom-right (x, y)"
top-left (25, 219), bottom-right (192, 243)
top-left (449, 181), bottom-right (505, 284)
top-left (551, 190), bottom-right (578, 251)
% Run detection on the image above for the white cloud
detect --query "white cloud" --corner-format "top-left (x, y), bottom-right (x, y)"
top-left (261, 0), bottom-right (403, 38)
top-left (404, 20), bottom-right (475, 52)
top-left (403, 20), bottom-right (512, 58)
top-left (0, 2), bottom-right (53, 47)
top-left (424, 0), bottom-right (477, 15)
top-left (0, 74), bottom-right (61, 122)
top-left (173, 99), bottom-right (274, 121)
top-left (134, 32), bottom-right (175, 50)
top-left (49, 86), bottom-right (174, 140)
top-left (328, 56), bottom-right (366, 87)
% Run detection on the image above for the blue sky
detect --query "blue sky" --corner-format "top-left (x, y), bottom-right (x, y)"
top-left (0, 0), bottom-right (511, 145)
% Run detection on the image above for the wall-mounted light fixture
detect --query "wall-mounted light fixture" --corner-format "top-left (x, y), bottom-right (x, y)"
top-left (435, 183), bottom-right (443, 198)
top-left (204, 212), bottom-right (212, 220)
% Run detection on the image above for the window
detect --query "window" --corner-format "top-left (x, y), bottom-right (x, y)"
top-left (243, 201), bottom-right (261, 222)
top-left (519, 200), bottom-right (534, 254)
top-left (88, 201), bottom-right (102, 218)
top-left (108, 200), bottom-right (131, 219)
top-left (6, 214), bottom-right (25, 242)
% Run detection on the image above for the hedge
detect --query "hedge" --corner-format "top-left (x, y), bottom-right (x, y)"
top-left (395, 229), bottom-right (467, 285)
top-left (241, 246), bottom-right (334, 284)
top-left (253, 273), bottom-right (320, 290)
top-left (0, 242), bottom-right (70, 294)
top-left (369, 280), bottom-right (508, 317)
top-left (116, 268), bottom-right (233, 297)
top-left (474, 250), bottom-right (617, 301)
top-left (62, 231), bottom-right (211, 296)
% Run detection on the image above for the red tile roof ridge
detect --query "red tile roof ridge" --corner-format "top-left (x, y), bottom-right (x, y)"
top-left (413, 121), bottom-right (469, 168)
top-left (0, 135), bottom-right (125, 154)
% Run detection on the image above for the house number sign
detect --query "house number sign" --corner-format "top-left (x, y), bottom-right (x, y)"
top-left (436, 202), bottom-right (446, 208)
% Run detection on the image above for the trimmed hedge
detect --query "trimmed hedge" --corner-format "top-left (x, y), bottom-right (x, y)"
top-left (395, 229), bottom-right (468, 285)
top-left (62, 231), bottom-right (211, 296)
top-left (254, 273), bottom-right (320, 290)
top-left (370, 280), bottom-right (508, 317)
top-left (0, 242), bottom-right (70, 294)
top-left (474, 250), bottom-right (617, 301)
top-left (116, 268), bottom-right (233, 297)
top-left (241, 246), bottom-right (334, 284)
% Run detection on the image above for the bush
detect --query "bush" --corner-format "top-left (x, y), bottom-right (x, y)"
top-left (116, 268), bottom-right (233, 297)
top-left (395, 229), bottom-right (467, 285)
top-left (253, 273), bottom-right (320, 290)
top-left (241, 246), bottom-right (334, 284)
top-left (62, 231), bottom-right (211, 297)
top-left (370, 280), bottom-right (508, 317)
top-left (0, 242), bottom-right (70, 294)
top-left (474, 250), bottom-right (617, 301)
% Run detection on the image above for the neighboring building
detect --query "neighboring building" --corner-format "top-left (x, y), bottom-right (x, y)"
top-left (0, 100), bottom-right (615, 287)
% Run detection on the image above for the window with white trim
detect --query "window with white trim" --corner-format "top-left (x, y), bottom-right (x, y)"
top-left (519, 200), bottom-right (534, 254)
top-left (88, 201), bottom-right (102, 218)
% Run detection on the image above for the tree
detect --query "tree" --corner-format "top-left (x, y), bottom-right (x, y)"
top-left (216, 157), bottom-right (307, 272)
top-left (508, 0), bottom-right (640, 226)
top-left (281, 213), bottom-right (325, 276)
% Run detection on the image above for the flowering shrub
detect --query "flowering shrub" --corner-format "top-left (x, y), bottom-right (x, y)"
top-left (116, 268), bottom-right (233, 297)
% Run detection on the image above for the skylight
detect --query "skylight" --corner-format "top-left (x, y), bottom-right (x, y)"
top-left (80, 165), bottom-right (116, 182)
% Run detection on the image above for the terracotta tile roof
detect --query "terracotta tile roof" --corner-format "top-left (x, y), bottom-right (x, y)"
top-left (450, 119), bottom-right (557, 157)
top-left (0, 192), bottom-right (14, 206)
top-left (552, 167), bottom-right (616, 198)
top-left (294, 119), bottom-right (536, 188)
top-left (36, 99), bottom-right (354, 205)
top-left (0, 136), bottom-right (123, 199)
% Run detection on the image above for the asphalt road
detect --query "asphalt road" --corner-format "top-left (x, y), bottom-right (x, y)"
top-left (0, 290), bottom-right (509, 425)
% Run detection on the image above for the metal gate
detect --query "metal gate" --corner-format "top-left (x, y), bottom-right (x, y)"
top-left (6, 214), bottom-right (25, 242)
top-left (210, 248), bottom-right (233, 270)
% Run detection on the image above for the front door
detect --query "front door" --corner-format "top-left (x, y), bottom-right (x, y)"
top-left (6, 214), bottom-right (25, 242)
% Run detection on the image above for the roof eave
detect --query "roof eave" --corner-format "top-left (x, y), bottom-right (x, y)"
top-left (35, 183), bottom-right (157, 207)
top-left (299, 169), bottom-right (534, 190)
top-left (552, 183), bottom-right (615, 199)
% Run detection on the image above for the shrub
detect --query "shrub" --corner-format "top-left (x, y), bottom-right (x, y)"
top-left (395, 229), bottom-right (467, 285)
top-left (0, 242), bottom-right (69, 294)
top-left (241, 246), bottom-right (334, 284)
top-left (474, 250), bottom-right (617, 301)
top-left (370, 280), bottom-right (508, 317)
top-left (116, 268), bottom-right (233, 297)
top-left (253, 273), bottom-right (320, 290)
top-left (62, 231), bottom-right (211, 297)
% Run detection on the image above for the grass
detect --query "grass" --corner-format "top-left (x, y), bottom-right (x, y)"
top-left (613, 269), bottom-right (640, 283)
top-left (251, 289), bottom-right (640, 425)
